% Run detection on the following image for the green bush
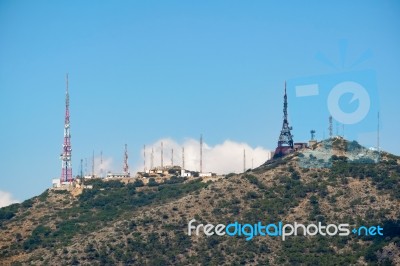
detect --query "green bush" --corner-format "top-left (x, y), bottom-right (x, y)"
top-left (148, 178), bottom-right (159, 187)
top-left (132, 179), bottom-right (144, 187)
top-left (0, 209), bottom-right (16, 221)
top-left (225, 173), bottom-right (236, 178)
top-left (21, 199), bottom-right (34, 208)
top-left (244, 174), bottom-right (265, 189)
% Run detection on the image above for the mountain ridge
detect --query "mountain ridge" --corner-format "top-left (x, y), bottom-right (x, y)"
top-left (1, 138), bottom-right (399, 265)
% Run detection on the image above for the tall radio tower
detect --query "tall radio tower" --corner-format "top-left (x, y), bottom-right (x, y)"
top-left (278, 82), bottom-right (293, 148)
top-left (274, 82), bottom-right (294, 158)
top-left (60, 74), bottom-right (73, 183)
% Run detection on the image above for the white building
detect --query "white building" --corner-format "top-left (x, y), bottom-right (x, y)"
top-left (52, 179), bottom-right (61, 188)
top-left (181, 169), bottom-right (192, 177)
top-left (106, 172), bottom-right (130, 178)
top-left (199, 172), bottom-right (212, 177)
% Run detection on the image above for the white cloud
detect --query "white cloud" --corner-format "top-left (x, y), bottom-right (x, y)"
top-left (0, 190), bottom-right (19, 208)
top-left (78, 155), bottom-right (114, 177)
top-left (83, 156), bottom-right (114, 177)
top-left (95, 156), bottom-right (113, 177)
top-left (134, 138), bottom-right (272, 175)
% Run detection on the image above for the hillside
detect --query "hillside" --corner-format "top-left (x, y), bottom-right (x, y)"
top-left (1, 138), bottom-right (400, 265)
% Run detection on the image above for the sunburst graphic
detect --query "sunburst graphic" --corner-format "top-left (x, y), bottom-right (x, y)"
top-left (315, 39), bottom-right (373, 70)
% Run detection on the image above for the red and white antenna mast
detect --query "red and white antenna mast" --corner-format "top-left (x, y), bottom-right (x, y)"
top-left (60, 74), bottom-right (73, 183)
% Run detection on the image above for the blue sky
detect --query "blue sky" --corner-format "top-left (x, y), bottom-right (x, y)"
top-left (1, 1), bottom-right (399, 203)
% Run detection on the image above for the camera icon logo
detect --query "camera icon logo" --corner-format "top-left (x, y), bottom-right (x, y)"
top-left (327, 81), bottom-right (370, 125)
top-left (287, 70), bottom-right (379, 144)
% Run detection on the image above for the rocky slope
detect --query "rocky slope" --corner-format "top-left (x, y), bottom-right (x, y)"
top-left (0, 138), bottom-right (399, 265)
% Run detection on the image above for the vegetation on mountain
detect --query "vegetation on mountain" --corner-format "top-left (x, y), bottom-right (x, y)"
top-left (0, 139), bottom-right (399, 265)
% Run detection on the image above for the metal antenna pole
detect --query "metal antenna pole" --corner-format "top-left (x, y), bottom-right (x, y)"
top-left (378, 112), bottom-right (380, 162)
top-left (243, 149), bottom-right (246, 173)
top-left (161, 142), bottom-right (164, 169)
top-left (200, 134), bottom-right (203, 173)
top-left (151, 148), bottom-right (154, 170)
top-left (123, 144), bottom-right (129, 175)
top-left (336, 122), bottom-right (339, 136)
top-left (342, 124), bottom-right (345, 138)
top-left (100, 150), bottom-right (103, 178)
top-left (182, 147), bottom-right (185, 170)
top-left (310, 130), bottom-right (316, 140)
top-left (80, 159), bottom-right (83, 180)
top-left (92, 150), bottom-right (94, 178)
top-left (144, 145), bottom-right (146, 172)
top-left (171, 148), bottom-right (174, 167)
